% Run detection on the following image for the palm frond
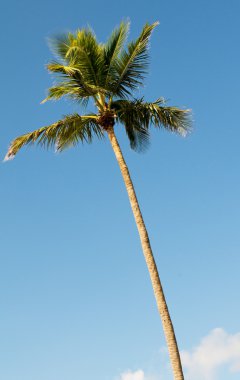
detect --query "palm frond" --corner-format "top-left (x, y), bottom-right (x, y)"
top-left (111, 22), bottom-right (159, 97)
top-left (42, 62), bottom-right (101, 103)
top-left (112, 98), bottom-right (191, 151)
top-left (146, 98), bottom-right (192, 135)
top-left (55, 114), bottom-right (104, 151)
top-left (66, 28), bottom-right (103, 86)
top-left (48, 32), bottom-right (75, 61)
top-left (41, 83), bottom-right (87, 106)
top-left (46, 29), bottom-right (108, 99)
top-left (4, 114), bottom-right (103, 160)
top-left (113, 99), bottom-right (150, 152)
top-left (124, 123), bottom-right (150, 152)
top-left (102, 21), bottom-right (129, 90)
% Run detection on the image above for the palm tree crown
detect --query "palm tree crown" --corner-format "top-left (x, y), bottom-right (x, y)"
top-left (5, 21), bottom-right (191, 160)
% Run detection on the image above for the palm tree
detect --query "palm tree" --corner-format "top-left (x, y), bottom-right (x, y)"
top-left (5, 21), bottom-right (191, 380)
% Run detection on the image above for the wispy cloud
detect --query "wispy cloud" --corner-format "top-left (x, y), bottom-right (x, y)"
top-left (119, 370), bottom-right (145, 380)
top-left (181, 328), bottom-right (240, 379)
top-left (117, 329), bottom-right (240, 380)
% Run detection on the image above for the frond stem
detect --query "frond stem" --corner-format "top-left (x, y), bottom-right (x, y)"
top-left (81, 115), bottom-right (98, 119)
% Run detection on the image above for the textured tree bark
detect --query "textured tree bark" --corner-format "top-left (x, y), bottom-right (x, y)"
top-left (107, 126), bottom-right (184, 380)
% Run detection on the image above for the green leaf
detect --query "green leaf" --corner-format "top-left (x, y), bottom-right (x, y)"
top-left (48, 28), bottom-right (105, 91)
top-left (113, 99), bottom-right (150, 151)
top-left (112, 22), bottom-right (159, 97)
top-left (4, 114), bottom-right (103, 160)
top-left (112, 98), bottom-right (191, 151)
top-left (102, 21), bottom-right (129, 90)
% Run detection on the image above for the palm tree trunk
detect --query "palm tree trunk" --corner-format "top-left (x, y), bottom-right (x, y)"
top-left (107, 126), bottom-right (184, 380)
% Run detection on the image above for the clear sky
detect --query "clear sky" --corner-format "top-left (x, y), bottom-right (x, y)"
top-left (0, 1), bottom-right (240, 380)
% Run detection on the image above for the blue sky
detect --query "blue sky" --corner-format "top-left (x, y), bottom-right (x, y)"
top-left (0, 0), bottom-right (240, 379)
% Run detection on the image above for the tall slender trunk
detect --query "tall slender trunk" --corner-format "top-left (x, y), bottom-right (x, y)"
top-left (107, 126), bottom-right (184, 380)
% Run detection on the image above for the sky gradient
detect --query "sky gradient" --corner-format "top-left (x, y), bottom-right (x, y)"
top-left (1, 1), bottom-right (240, 379)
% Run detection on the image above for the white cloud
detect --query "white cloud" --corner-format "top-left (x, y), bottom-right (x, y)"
top-left (181, 328), bottom-right (240, 380)
top-left (119, 370), bottom-right (145, 380)
top-left (116, 329), bottom-right (240, 380)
